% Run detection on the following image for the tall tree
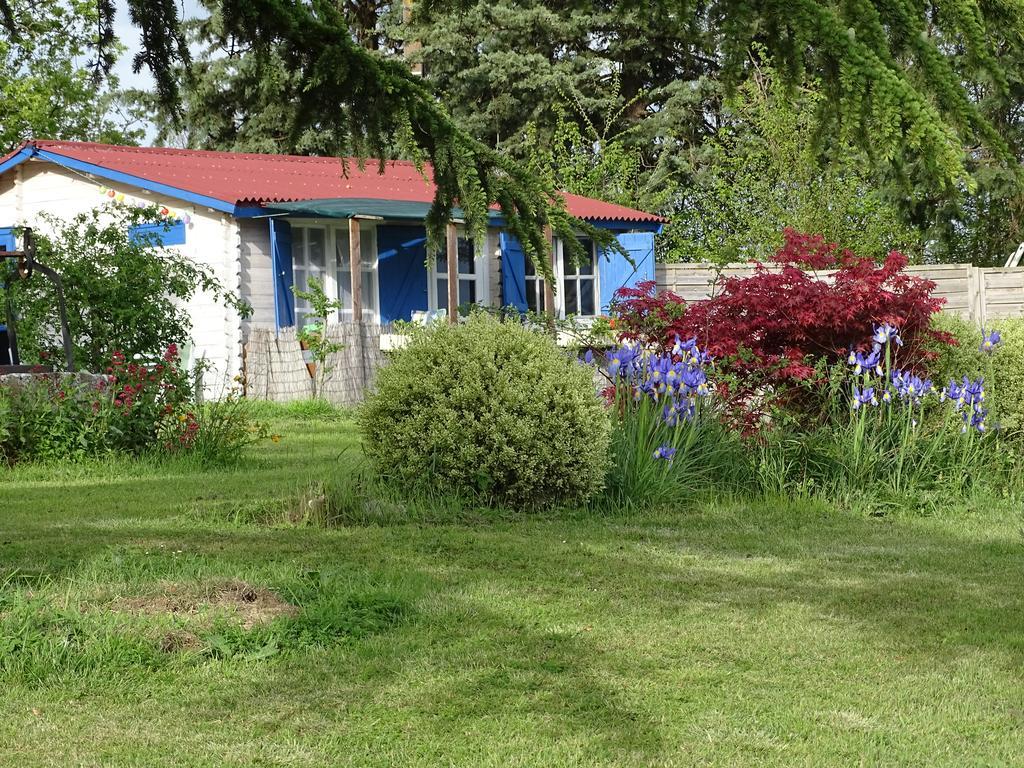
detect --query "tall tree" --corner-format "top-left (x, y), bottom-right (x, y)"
top-left (3, 0), bottom-right (1022, 268)
top-left (0, 0), bottom-right (144, 151)
top-left (659, 56), bottom-right (922, 263)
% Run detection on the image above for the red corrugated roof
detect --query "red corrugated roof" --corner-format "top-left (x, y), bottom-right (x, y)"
top-left (5, 140), bottom-right (664, 223)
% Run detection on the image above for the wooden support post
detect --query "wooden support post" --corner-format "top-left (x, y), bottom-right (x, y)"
top-left (446, 223), bottom-right (459, 323)
top-left (543, 225), bottom-right (556, 334)
top-left (348, 217), bottom-right (362, 323)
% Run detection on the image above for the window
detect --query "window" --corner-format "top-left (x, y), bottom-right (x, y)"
top-left (336, 224), bottom-right (379, 321)
top-left (520, 238), bottom-right (598, 318)
top-left (292, 226), bottom-right (329, 325)
top-left (561, 237), bottom-right (597, 317)
top-left (291, 222), bottom-right (379, 324)
top-left (524, 256), bottom-right (547, 313)
top-left (430, 234), bottom-right (487, 312)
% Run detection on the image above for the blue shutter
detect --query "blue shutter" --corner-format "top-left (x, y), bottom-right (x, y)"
top-left (269, 218), bottom-right (295, 328)
top-left (599, 231), bottom-right (656, 313)
top-left (129, 220), bottom-right (186, 246)
top-left (0, 227), bottom-right (14, 362)
top-left (499, 232), bottom-right (527, 312)
top-left (0, 227), bottom-right (15, 290)
top-left (377, 224), bottom-right (429, 324)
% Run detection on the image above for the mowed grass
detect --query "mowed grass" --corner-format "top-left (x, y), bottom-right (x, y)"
top-left (1, 409), bottom-right (1023, 767)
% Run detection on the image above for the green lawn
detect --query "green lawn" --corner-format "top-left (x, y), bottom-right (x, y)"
top-left (1, 411), bottom-right (1023, 766)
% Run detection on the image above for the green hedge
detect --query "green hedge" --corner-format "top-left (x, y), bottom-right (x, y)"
top-left (927, 314), bottom-right (1024, 433)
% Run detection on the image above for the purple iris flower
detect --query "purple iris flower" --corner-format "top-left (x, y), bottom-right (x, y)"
top-left (872, 323), bottom-right (903, 347)
top-left (851, 348), bottom-right (883, 376)
top-left (606, 345), bottom-right (640, 379)
top-left (852, 385), bottom-right (878, 409)
top-left (671, 335), bottom-right (697, 357)
top-left (980, 329), bottom-right (1002, 354)
top-left (653, 444), bottom-right (677, 462)
top-left (891, 370), bottom-right (933, 403)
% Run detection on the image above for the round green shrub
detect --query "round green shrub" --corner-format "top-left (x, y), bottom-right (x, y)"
top-left (927, 313), bottom-right (1024, 433)
top-left (359, 314), bottom-right (611, 507)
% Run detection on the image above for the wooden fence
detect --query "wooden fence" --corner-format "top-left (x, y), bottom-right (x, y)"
top-left (243, 323), bottom-right (386, 406)
top-left (656, 263), bottom-right (1024, 326)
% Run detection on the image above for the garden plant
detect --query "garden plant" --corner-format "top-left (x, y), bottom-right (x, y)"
top-left (0, 344), bottom-right (268, 465)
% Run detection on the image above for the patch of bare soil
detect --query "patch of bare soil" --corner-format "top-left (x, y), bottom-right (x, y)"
top-left (112, 580), bottom-right (299, 630)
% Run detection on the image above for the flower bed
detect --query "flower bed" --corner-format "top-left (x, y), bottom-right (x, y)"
top-left (0, 345), bottom-right (269, 465)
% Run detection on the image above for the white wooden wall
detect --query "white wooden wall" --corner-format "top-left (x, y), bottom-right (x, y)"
top-left (0, 160), bottom-right (244, 391)
top-left (656, 263), bottom-right (1024, 327)
top-left (238, 217), bottom-right (275, 329)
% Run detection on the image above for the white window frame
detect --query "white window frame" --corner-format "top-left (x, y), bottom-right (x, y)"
top-left (556, 236), bottom-right (599, 319)
top-left (336, 222), bottom-right (380, 323)
top-left (429, 229), bottom-right (490, 312)
top-left (290, 219), bottom-right (379, 324)
top-left (290, 222), bottom-right (331, 326)
top-left (518, 238), bottom-right (599, 318)
top-left (524, 254), bottom-right (548, 314)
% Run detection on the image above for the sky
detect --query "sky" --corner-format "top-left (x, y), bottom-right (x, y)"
top-left (111, 0), bottom-right (207, 92)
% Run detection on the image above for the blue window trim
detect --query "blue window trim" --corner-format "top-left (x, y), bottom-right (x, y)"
top-left (129, 220), bottom-right (186, 246)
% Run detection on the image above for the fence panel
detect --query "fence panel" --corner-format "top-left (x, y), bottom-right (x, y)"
top-left (656, 263), bottom-right (1024, 326)
top-left (243, 322), bottom-right (385, 405)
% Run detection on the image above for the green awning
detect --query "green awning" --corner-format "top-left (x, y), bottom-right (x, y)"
top-left (263, 197), bottom-right (502, 222)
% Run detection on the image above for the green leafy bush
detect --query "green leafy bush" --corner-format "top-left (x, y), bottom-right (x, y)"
top-left (0, 346), bottom-right (268, 465)
top-left (6, 203), bottom-right (249, 371)
top-left (359, 314), bottom-right (611, 508)
top-left (927, 314), bottom-right (1024, 433)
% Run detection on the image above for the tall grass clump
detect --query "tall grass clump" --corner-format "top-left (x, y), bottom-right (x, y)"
top-left (589, 337), bottom-right (749, 505)
top-left (769, 322), bottom-right (1023, 508)
top-left (359, 313), bottom-right (611, 508)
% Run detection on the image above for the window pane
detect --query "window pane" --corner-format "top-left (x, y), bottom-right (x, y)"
top-left (526, 282), bottom-right (538, 313)
top-left (580, 278), bottom-right (595, 315)
top-left (360, 226), bottom-right (375, 268)
top-left (336, 234), bottom-right (351, 271)
top-left (459, 279), bottom-right (476, 305)
top-left (458, 238), bottom-right (475, 273)
top-left (362, 270), bottom-right (376, 312)
top-left (525, 258), bottom-right (536, 277)
top-left (563, 259), bottom-right (578, 276)
top-left (436, 278), bottom-right (448, 310)
top-left (435, 252), bottom-right (447, 273)
top-left (338, 275), bottom-right (352, 314)
top-left (577, 238), bottom-right (594, 275)
top-left (336, 233), bottom-right (351, 315)
top-left (564, 279), bottom-right (578, 315)
top-left (308, 228), bottom-right (326, 273)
